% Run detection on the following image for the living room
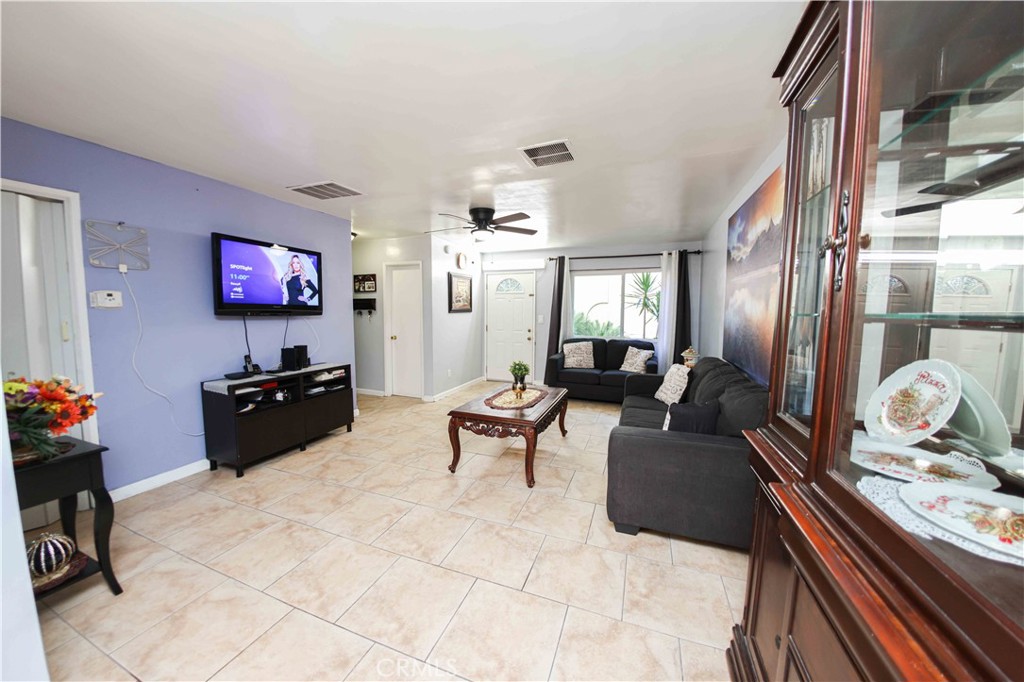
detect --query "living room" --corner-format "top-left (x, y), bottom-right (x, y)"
top-left (4, 2), bottom-right (1022, 681)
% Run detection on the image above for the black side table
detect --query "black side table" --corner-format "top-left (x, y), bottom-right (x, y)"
top-left (15, 437), bottom-right (123, 599)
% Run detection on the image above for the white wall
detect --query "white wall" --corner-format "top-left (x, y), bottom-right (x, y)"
top-left (352, 234), bottom-right (486, 399)
top-left (699, 138), bottom-right (788, 358)
top-left (352, 235), bottom-right (433, 394)
top-left (483, 241), bottom-right (702, 377)
top-left (429, 237), bottom-right (484, 397)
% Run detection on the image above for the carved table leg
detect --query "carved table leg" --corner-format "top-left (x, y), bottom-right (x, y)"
top-left (524, 427), bottom-right (538, 488)
top-left (91, 487), bottom-right (123, 595)
top-left (558, 399), bottom-right (568, 437)
top-left (448, 418), bottom-right (462, 473)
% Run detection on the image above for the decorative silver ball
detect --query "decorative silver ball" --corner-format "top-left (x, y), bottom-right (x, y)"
top-left (27, 532), bottom-right (76, 578)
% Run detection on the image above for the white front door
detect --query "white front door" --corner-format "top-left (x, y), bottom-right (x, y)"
top-left (387, 264), bottom-right (424, 398)
top-left (929, 267), bottom-right (1020, 428)
top-left (486, 272), bottom-right (536, 382)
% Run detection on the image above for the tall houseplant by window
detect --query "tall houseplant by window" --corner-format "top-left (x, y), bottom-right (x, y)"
top-left (625, 272), bottom-right (661, 339)
top-left (5, 376), bottom-right (101, 464)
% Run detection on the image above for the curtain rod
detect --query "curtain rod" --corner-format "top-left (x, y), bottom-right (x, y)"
top-left (547, 250), bottom-right (702, 261)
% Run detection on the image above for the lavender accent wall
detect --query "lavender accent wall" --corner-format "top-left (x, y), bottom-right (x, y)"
top-left (1, 118), bottom-right (355, 489)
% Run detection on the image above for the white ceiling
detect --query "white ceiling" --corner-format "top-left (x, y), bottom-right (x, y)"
top-left (1, 2), bottom-right (804, 251)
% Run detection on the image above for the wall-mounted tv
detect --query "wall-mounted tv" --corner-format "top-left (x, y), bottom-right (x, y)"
top-left (212, 232), bottom-right (323, 316)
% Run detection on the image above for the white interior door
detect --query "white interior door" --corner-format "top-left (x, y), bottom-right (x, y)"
top-left (1, 190), bottom-right (86, 528)
top-left (486, 272), bottom-right (536, 382)
top-left (387, 264), bottom-right (424, 398)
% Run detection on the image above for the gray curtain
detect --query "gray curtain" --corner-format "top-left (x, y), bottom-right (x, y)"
top-left (674, 250), bottom-right (692, 355)
top-left (543, 256), bottom-right (567, 385)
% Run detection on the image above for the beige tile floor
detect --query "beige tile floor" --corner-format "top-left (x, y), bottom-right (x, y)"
top-left (29, 382), bottom-right (748, 681)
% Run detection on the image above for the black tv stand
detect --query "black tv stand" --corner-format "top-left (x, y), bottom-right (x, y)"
top-left (200, 363), bottom-right (352, 477)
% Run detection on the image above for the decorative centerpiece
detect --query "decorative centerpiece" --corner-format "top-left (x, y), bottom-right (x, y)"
top-left (681, 346), bottom-right (700, 368)
top-left (509, 361), bottom-right (530, 400)
top-left (27, 532), bottom-right (87, 592)
top-left (4, 376), bottom-right (101, 465)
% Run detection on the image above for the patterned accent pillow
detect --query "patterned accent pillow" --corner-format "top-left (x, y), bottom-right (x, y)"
top-left (655, 364), bottom-right (691, 405)
top-left (620, 346), bottom-right (654, 373)
top-left (563, 341), bottom-right (595, 369)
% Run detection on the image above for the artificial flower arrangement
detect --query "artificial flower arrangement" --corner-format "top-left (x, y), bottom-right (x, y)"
top-left (4, 376), bottom-right (101, 460)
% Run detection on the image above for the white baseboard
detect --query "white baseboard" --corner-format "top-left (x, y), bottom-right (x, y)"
top-left (110, 459), bottom-right (209, 503)
top-left (423, 376), bottom-right (486, 403)
top-left (356, 387), bottom-right (385, 397)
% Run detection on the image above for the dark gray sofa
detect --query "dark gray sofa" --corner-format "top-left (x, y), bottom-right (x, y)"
top-left (606, 357), bottom-right (768, 549)
top-left (546, 337), bottom-right (658, 403)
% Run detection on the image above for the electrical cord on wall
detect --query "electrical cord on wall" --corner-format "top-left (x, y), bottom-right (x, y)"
top-left (303, 318), bottom-right (321, 358)
top-left (120, 271), bottom-right (204, 437)
top-left (282, 315), bottom-right (291, 348)
top-left (243, 315), bottom-right (252, 356)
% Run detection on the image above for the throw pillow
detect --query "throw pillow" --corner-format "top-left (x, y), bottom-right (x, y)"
top-left (663, 400), bottom-right (719, 433)
top-left (563, 341), bottom-right (595, 369)
top-left (654, 363), bottom-right (690, 405)
top-left (619, 346), bottom-right (654, 373)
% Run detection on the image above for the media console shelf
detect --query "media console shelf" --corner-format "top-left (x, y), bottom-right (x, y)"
top-left (201, 363), bottom-right (353, 476)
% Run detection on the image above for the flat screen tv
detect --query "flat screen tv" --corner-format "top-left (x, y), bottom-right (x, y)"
top-left (212, 232), bottom-right (323, 316)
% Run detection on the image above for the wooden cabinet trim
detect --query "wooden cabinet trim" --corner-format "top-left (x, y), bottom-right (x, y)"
top-left (810, 473), bottom-right (1024, 678)
top-left (774, 2), bottom-right (842, 106)
top-left (773, 482), bottom-right (980, 681)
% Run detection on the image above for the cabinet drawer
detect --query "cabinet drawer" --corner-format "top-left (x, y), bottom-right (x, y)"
top-left (784, 578), bottom-right (861, 682)
top-left (236, 403), bottom-right (305, 463)
top-left (304, 389), bottom-right (353, 438)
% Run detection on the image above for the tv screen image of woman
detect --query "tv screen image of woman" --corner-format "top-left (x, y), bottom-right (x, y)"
top-left (280, 253), bottom-right (320, 306)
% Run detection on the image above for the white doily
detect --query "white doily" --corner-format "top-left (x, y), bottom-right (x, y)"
top-left (856, 476), bottom-right (1024, 568)
top-left (946, 439), bottom-right (1024, 477)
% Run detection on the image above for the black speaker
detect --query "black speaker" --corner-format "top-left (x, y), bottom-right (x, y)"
top-left (281, 347), bottom-right (299, 371)
top-left (294, 345), bottom-right (309, 368)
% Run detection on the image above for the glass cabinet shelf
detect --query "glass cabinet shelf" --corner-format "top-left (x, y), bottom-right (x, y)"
top-left (862, 311), bottom-right (1024, 328)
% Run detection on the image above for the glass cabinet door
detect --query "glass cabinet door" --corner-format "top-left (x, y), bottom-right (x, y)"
top-left (780, 45), bottom-right (842, 435)
top-left (836, 1), bottom-right (1023, 625)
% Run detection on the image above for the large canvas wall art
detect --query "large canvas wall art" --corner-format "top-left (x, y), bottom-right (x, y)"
top-left (723, 166), bottom-right (785, 386)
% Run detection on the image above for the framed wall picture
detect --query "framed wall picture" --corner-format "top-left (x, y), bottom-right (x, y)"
top-left (448, 273), bottom-right (472, 313)
top-left (354, 274), bottom-right (377, 293)
top-left (723, 165), bottom-right (784, 386)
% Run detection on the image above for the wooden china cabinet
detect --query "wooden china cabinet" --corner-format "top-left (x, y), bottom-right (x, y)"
top-left (728, 2), bottom-right (1024, 680)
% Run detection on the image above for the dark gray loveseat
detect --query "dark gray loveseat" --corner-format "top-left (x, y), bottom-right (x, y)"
top-left (606, 357), bottom-right (768, 549)
top-left (546, 337), bottom-right (658, 403)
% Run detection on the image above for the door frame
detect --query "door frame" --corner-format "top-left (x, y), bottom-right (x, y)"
top-left (485, 270), bottom-right (537, 382)
top-left (382, 260), bottom-right (424, 398)
top-left (1, 179), bottom-right (100, 444)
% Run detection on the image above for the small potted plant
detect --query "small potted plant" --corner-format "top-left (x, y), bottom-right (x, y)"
top-left (508, 361), bottom-right (530, 399)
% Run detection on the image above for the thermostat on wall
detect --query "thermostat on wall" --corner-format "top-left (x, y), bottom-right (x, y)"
top-left (89, 290), bottom-right (123, 308)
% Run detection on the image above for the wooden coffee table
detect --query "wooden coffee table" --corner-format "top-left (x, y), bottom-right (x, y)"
top-left (448, 387), bottom-right (569, 488)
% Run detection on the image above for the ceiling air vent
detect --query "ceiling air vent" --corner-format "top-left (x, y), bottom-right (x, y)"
top-left (288, 182), bottom-right (362, 200)
top-left (520, 140), bottom-right (574, 168)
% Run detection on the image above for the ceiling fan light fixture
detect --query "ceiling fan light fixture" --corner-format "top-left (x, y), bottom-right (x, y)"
top-left (472, 227), bottom-right (495, 241)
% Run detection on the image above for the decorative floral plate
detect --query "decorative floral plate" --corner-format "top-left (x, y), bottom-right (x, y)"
top-left (850, 439), bottom-right (998, 489)
top-left (946, 365), bottom-right (1012, 458)
top-left (898, 482), bottom-right (1024, 557)
top-left (865, 359), bottom-right (962, 446)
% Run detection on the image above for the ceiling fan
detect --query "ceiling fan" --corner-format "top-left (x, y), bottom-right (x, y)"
top-left (426, 207), bottom-right (536, 241)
